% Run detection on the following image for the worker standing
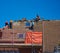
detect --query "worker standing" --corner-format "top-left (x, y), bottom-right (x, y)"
top-left (9, 20), bottom-right (13, 29)
top-left (30, 21), bottom-right (34, 30)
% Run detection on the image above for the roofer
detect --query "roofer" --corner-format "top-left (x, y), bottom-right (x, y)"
top-left (9, 20), bottom-right (13, 29)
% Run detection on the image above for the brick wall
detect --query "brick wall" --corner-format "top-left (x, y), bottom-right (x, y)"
top-left (0, 20), bottom-right (60, 53)
top-left (43, 21), bottom-right (60, 53)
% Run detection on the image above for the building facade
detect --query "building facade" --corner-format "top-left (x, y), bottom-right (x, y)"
top-left (0, 20), bottom-right (60, 53)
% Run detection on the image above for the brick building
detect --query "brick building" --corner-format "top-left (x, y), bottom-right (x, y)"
top-left (0, 20), bottom-right (60, 53)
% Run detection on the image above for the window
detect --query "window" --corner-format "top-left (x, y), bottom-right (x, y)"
top-left (17, 33), bottom-right (25, 39)
top-left (25, 22), bottom-right (30, 27)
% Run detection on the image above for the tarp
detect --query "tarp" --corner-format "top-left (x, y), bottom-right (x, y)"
top-left (25, 32), bottom-right (42, 44)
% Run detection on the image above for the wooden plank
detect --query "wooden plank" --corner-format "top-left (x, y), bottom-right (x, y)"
top-left (0, 43), bottom-right (42, 48)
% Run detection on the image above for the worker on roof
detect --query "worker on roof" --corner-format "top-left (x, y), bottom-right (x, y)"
top-left (5, 21), bottom-right (8, 26)
top-left (5, 21), bottom-right (9, 29)
top-left (9, 20), bottom-right (13, 29)
top-left (29, 21), bottom-right (34, 30)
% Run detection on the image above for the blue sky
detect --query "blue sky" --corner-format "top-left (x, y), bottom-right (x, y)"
top-left (0, 0), bottom-right (60, 28)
